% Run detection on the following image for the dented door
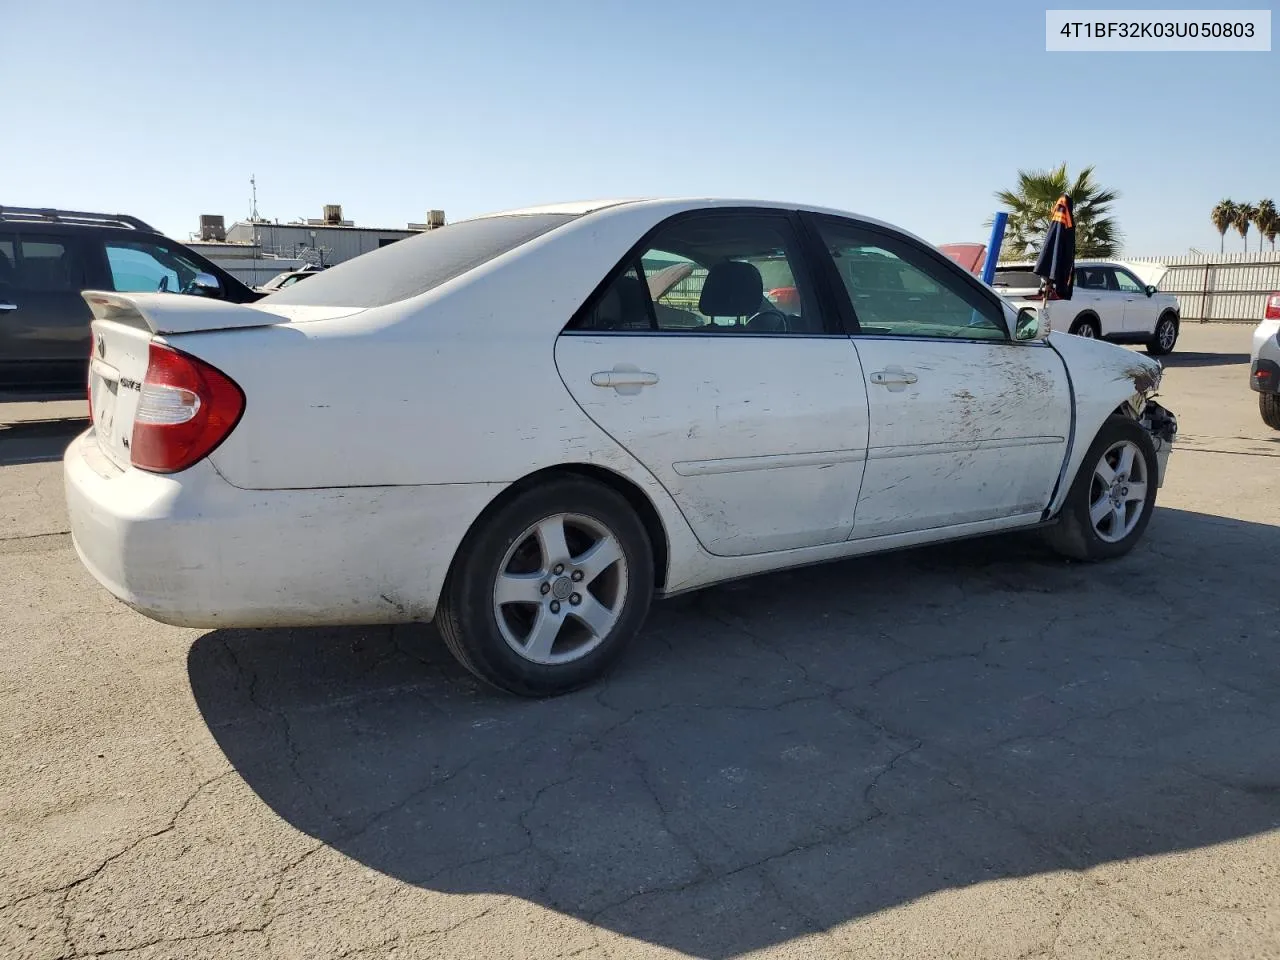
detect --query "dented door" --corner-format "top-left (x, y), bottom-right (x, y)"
top-left (847, 338), bottom-right (1072, 538)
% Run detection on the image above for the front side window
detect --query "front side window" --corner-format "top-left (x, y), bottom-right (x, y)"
top-left (815, 218), bottom-right (1006, 340)
top-left (570, 213), bottom-right (827, 335)
top-left (106, 241), bottom-right (207, 293)
top-left (1113, 269), bottom-right (1144, 294)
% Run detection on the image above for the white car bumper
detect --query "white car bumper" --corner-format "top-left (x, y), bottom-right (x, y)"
top-left (63, 430), bottom-right (504, 628)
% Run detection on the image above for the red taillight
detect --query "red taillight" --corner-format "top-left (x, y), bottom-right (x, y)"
top-left (1265, 293), bottom-right (1280, 320)
top-left (130, 343), bottom-right (245, 474)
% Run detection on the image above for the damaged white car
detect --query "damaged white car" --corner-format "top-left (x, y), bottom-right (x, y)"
top-left (64, 198), bottom-right (1177, 696)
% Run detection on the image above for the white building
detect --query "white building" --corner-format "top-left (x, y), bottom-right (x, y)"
top-left (190, 205), bottom-right (445, 286)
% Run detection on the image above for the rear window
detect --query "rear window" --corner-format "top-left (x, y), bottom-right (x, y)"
top-left (266, 213), bottom-right (578, 308)
top-left (991, 269), bottom-right (1040, 288)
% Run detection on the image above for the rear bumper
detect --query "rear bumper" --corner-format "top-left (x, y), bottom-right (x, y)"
top-left (1250, 358), bottom-right (1280, 394)
top-left (63, 430), bottom-right (504, 628)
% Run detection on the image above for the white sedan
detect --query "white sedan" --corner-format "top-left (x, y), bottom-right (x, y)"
top-left (65, 199), bottom-right (1178, 696)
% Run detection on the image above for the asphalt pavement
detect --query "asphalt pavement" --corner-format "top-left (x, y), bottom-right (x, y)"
top-left (1, 324), bottom-right (1277, 959)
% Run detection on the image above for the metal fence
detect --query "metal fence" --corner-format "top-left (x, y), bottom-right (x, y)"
top-left (1127, 251), bottom-right (1280, 323)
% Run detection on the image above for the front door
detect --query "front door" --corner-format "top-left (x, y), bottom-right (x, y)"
top-left (807, 214), bottom-right (1073, 539)
top-left (1110, 266), bottom-right (1151, 334)
top-left (555, 210), bottom-right (870, 557)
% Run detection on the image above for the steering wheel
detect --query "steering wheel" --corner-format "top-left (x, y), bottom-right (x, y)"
top-left (747, 307), bottom-right (789, 333)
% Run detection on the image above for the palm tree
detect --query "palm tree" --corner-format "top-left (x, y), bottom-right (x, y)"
top-left (1254, 199), bottom-right (1277, 252)
top-left (1234, 203), bottom-right (1257, 252)
top-left (1211, 199), bottom-right (1238, 253)
top-left (993, 163), bottom-right (1120, 261)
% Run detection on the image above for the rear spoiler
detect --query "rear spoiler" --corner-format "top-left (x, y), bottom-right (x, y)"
top-left (82, 291), bottom-right (281, 336)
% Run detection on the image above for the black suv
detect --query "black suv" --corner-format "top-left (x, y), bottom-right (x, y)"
top-left (0, 206), bottom-right (260, 392)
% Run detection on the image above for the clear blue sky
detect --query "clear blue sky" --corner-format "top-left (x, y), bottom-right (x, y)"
top-left (3, 0), bottom-right (1275, 255)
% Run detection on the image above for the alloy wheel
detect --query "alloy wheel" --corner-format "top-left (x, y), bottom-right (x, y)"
top-left (1088, 440), bottom-right (1149, 543)
top-left (492, 513), bottom-right (629, 664)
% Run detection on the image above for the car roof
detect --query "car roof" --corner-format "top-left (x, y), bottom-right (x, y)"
top-left (467, 197), bottom-right (925, 248)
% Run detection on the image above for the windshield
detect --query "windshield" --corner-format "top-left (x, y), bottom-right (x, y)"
top-left (266, 213), bottom-right (579, 308)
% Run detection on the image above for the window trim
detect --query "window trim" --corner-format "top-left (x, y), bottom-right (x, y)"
top-left (801, 212), bottom-right (1012, 343)
top-left (562, 207), bottom-right (847, 338)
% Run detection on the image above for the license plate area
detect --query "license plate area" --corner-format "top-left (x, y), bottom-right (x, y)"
top-left (90, 358), bottom-right (122, 456)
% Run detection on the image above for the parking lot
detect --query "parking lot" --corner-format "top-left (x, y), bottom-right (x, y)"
top-left (1, 323), bottom-right (1277, 959)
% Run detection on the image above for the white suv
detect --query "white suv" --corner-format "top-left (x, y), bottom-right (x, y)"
top-left (993, 260), bottom-right (1181, 355)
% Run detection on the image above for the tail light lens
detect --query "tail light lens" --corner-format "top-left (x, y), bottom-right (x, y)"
top-left (131, 343), bottom-right (245, 473)
top-left (1265, 293), bottom-right (1280, 320)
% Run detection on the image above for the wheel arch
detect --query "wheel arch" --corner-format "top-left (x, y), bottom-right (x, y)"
top-left (1069, 310), bottom-right (1102, 334)
top-left (446, 463), bottom-right (671, 592)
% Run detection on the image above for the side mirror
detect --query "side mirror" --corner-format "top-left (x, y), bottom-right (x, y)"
top-left (1145, 284), bottom-right (1157, 297)
top-left (1014, 306), bottom-right (1049, 342)
top-left (189, 272), bottom-right (221, 297)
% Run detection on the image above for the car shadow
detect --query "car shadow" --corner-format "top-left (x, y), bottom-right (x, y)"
top-left (1159, 351), bottom-right (1252, 368)
top-left (0, 418), bottom-right (89, 465)
top-left (189, 508), bottom-right (1280, 957)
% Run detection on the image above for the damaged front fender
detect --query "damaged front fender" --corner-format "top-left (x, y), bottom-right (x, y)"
top-left (1139, 398), bottom-right (1177, 487)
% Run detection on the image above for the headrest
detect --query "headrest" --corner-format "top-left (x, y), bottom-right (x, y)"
top-left (699, 261), bottom-right (763, 317)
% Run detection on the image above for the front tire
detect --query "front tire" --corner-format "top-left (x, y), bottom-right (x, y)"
top-left (436, 477), bottom-right (654, 697)
top-left (1146, 314), bottom-right (1178, 355)
top-left (1043, 416), bottom-right (1159, 562)
top-left (1069, 315), bottom-right (1100, 340)
top-left (1261, 393), bottom-right (1280, 431)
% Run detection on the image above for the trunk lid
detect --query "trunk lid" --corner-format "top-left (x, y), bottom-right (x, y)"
top-left (82, 291), bottom-right (358, 469)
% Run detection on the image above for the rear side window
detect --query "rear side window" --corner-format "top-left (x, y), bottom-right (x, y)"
top-left (266, 213), bottom-right (578, 308)
top-left (0, 236), bottom-right (85, 292)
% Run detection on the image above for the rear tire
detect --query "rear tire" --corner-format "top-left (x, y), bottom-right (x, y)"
top-left (1043, 416), bottom-right (1159, 562)
top-left (1069, 315), bottom-right (1100, 339)
top-left (436, 477), bottom-right (654, 697)
top-left (1146, 314), bottom-right (1178, 355)
top-left (1261, 393), bottom-right (1280, 431)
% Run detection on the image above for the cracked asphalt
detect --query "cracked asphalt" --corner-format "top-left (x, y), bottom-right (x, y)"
top-left (2, 325), bottom-right (1278, 959)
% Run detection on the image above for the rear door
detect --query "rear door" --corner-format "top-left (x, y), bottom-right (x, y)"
top-left (0, 231), bottom-right (93, 388)
top-left (805, 214), bottom-right (1072, 539)
top-left (555, 209), bottom-right (870, 557)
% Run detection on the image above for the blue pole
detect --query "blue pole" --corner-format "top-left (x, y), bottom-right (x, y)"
top-left (981, 211), bottom-right (1008, 286)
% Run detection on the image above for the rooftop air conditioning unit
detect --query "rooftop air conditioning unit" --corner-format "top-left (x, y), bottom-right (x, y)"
top-left (426, 209), bottom-right (446, 229)
top-left (199, 214), bottom-right (226, 241)
top-left (323, 204), bottom-right (343, 224)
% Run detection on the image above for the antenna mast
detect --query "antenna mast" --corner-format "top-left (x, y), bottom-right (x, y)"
top-left (249, 174), bottom-right (259, 221)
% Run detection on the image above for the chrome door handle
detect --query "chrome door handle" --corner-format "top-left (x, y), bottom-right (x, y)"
top-left (0, 303), bottom-right (17, 312)
top-left (591, 365), bottom-right (659, 396)
top-left (869, 368), bottom-right (918, 391)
